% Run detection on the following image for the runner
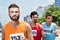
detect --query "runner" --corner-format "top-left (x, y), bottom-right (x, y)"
top-left (42, 13), bottom-right (58, 40)
top-left (2, 4), bottom-right (33, 40)
top-left (30, 11), bottom-right (45, 40)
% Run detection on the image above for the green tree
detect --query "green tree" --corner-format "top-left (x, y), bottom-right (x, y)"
top-left (38, 5), bottom-right (60, 24)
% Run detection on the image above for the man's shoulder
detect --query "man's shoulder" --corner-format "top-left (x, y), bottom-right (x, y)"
top-left (2, 22), bottom-right (10, 31)
top-left (4, 22), bottom-right (10, 26)
top-left (19, 20), bottom-right (27, 24)
top-left (51, 22), bottom-right (56, 25)
top-left (20, 20), bottom-right (30, 28)
top-left (51, 22), bottom-right (57, 26)
top-left (36, 23), bottom-right (41, 26)
top-left (20, 20), bottom-right (25, 23)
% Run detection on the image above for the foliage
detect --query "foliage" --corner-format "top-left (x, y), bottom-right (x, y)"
top-left (38, 5), bottom-right (60, 24)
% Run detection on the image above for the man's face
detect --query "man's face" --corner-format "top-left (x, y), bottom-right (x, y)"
top-left (31, 15), bottom-right (38, 23)
top-left (9, 7), bottom-right (20, 21)
top-left (46, 16), bottom-right (52, 24)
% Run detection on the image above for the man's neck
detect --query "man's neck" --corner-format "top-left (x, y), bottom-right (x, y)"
top-left (46, 22), bottom-right (51, 26)
top-left (31, 22), bottom-right (37, 27)
top-left (10, 20), bottom-right (19, 27)
top-left (12, 20), bottom-right (19, 24)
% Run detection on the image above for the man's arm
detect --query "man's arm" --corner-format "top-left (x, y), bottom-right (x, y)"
top-left (25, 22), bottom-right (34, 40)
top-left (40, 25), bottom-right (45, 38)
top-left (54, 23), bottom-right (58, 37)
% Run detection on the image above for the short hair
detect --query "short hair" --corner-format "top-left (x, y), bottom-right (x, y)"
top-left (8, 4), bottom-right (19, 9)
top-left (30, 11), bottom-right (38, 18)
top-left (45, 13), bottom-right (52, 18)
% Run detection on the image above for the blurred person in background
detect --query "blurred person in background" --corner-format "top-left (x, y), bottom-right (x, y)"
top-left (30, 11), bottom-right (45, 40)
top-left (42, 13), bottom-right (58, 40)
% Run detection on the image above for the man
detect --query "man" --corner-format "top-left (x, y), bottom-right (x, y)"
top-left (30, 11), bottom-right (45, 40)
top-left (2, 4), bottom-right (33, 40)
top-left (42, 13), bottom-right (58, 40)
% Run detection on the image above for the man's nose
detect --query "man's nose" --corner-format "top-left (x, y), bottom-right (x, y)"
top-left (34, 18), bottom-right (37, 20)
top-left (34, 18), bottom-right (37, 19)
top-left (13, 12), bottom-right (16, 15)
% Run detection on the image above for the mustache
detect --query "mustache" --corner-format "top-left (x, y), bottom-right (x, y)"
top-left (12, 15), bottom-right (17, 17)
top-left (9, 15), bottom-right (20, 21)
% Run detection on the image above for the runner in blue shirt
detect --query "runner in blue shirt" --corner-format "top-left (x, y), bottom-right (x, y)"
top-left (42, 13), bottom-right (58, 40)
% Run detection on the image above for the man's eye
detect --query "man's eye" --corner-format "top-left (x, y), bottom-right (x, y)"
top-left (33, 17), bottom-right (38, 18)
top-left (11, 11), bottom-right (14, 13)
top-left (47, 18), bottom-right (52, 19)
top-left (15, 11), bottom-right (18, 13)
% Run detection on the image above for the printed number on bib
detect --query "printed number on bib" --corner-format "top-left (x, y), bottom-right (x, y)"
top-left (32, 30), bottom-right (37, 36)
top-left (44, 28), bottom-right (52, 34)
top-left (10, 33), bottom-right (24, 40)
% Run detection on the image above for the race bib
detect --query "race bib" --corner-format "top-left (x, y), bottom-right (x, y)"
top-left (44, 28), bottom-right (52, 34)
top-left (10, 33), bottom-right (24, 40)
top-left (32, 30), bottom-right (37, 36)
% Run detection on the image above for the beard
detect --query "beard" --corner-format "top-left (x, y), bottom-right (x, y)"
top-left (33, 20), bottom-right (37, 24)
top-left (9, 15), bottom-right (20, 21)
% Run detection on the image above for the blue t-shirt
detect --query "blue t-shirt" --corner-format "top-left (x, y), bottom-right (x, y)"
top-left (42, 22), bottom-right (55, 40)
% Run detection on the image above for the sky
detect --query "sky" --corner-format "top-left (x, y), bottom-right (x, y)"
top-left (0, 0), bottom-right (55, 25)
